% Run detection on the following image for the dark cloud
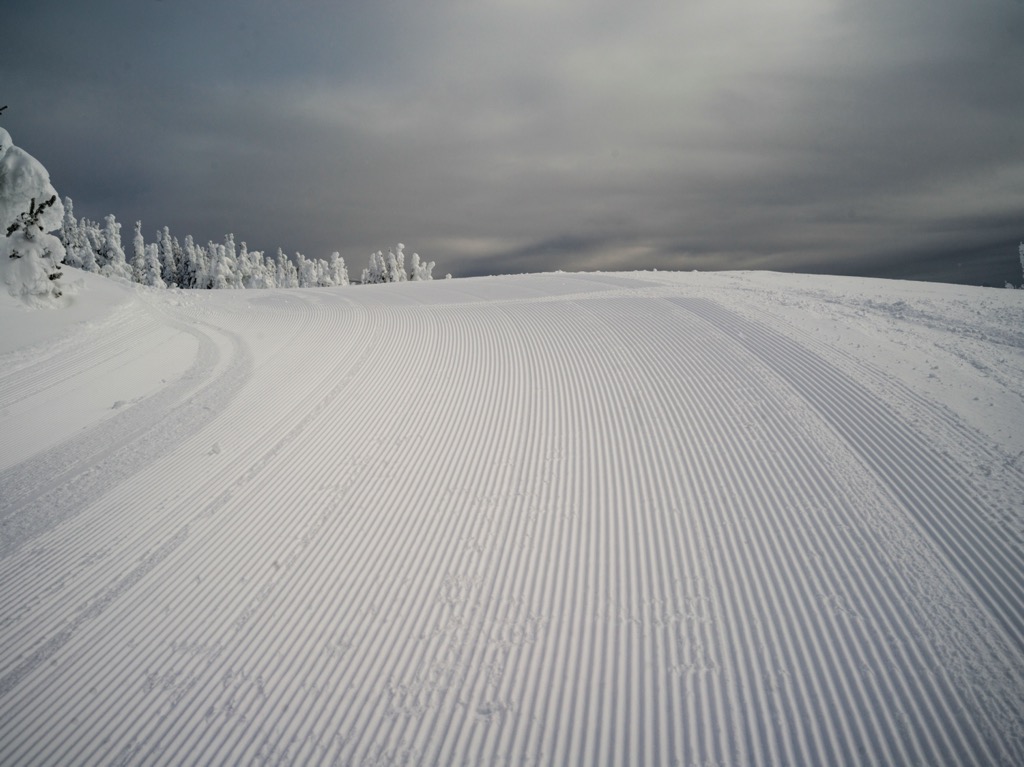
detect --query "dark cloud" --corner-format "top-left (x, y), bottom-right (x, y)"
top-left (2, 0), bottom-right (1023, 284)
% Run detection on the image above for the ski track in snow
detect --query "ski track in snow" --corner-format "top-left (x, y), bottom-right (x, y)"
top-left (0, 292), bottom-right (250, 558)
top-left (669, 296), bottom-right (1024, 647)
top-left (0, 272), bottom-right (1022, 765)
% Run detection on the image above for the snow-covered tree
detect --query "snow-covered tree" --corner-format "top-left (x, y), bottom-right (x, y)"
top-left (314, 256), bottom-right (333, 287)
top-left (179, 234), bottom-right (204, 289)
top-left (236, 242), bottom-right (273, 289)
top-left (237, 240), bottom-right (253, 287)
top-left (0, 126), bottom-right (67, 301)
top-left (329, 252), bottom-right (349, 286)
top-left (296, 251), bottom-right (317, 288)
top-left (409, 250), bottom-right (434, 281)
top-left (223, 233), bottom-right (243, 289)
top-left (2, 195), bottom-right (66, 299)
top-left (389, 244), bottom-right (407, 282)
top-left (158, 226), bottom-right (177, 286)
top-left (275, 248), bottom-right (297, 288)
top-left (81, 219), bottom-right (103, 273)
top-left (142, 242), bottom-right (165, 288)
top-left (361, 249), bottom-right (385, 284)
top-left (131, 221), bottom-right (146, 282)
top-left (171, 236), bottom-right (183, 284)
top-left (361, 245), bottom-right (401, 283)
top-left (262, 253), bottom-right (278, 288)
top-left (244, 248), bottom-right (274, 289)
top-left (59, 196), bottom-right (85, 269)
top-left (361, 243), bottom-right (433, 283)
top-left (205, 239), bottom-right (230, 289)
top-left (98, 214), bottom-right (132, 281)
top-left (238, 241), bottom-right (272, 289)
top-left (82, 219), bottom-right (103, 271)
top-left (296, 252), bottom-right (337, 288)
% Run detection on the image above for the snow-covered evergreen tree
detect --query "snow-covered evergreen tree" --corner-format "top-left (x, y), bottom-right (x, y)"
top-left (275, 248), bottom-right (297, 288)
top-left (262, 252), bottom-right (278, 288)
top-left (275, 248), bottom-right (287, 287)
top-left (361, 250), bottom-right (385, 284)
top-left (237, 240), bottom-right (253, 287)
top-left (83, 219), bottom-right (103, 271)
top-left (77, 223), bottom-right (98, 273)
top-left (158, 226), bottom-right (177, 286)
top-left (409, 250), bottom-right (434, 281)
top-left (389, 244), bottom-right (407, 282)
top-left (179, 234), bottom-right (202, 289)
top-left (329, 252), bottom-right (349, 286)
top-left (2, 196), bottom-right (66, 299)
top-left (171, 236), bottom-right (183, 284)
top-left (361, 243), bottom-right (431, 283)
top-left (314, 257), bottom-right (333, 286)
top-left (197, 238), bottom-right (211, 289)
top-left (284, 255), bottom-right (297, 287)
top-left (98, 214), bottom-right (132, 281)
top-left (0, 126), bottom-right (67, 301)
top-left (240, 243), bottom-right (268, 288)
top-left (241, 246), bottom-right (273, 288)
top-left (207, 240), bottom-right (225, 289)
top-left (142, 242), bottom-right (165, 288)
top-left (131, 221), bottom-right (146, 283)
top-left (296, 251), bottom-right (316, 288)
top-left (59, 197), bottom-right (84, 269)
top-left (224, 233), bottom-right (243, 289)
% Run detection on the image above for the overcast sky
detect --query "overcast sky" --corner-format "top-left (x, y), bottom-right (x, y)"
top-left (3, 0), bottom-right (1023, 284)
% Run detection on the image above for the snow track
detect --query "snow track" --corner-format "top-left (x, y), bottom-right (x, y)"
top-left (670, 297), bottom-right (1024, 647)
top-left (0, 272), bottom-right (1022, 765)
top-left (0, 293), bottom-right (248, 558)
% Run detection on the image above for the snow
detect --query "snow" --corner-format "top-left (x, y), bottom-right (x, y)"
top-left (1, 268), bottom-right (1023, 765)
top-left (0, 127), bottom-right (67, 303)
top-left (0, 126), bottom-right (63, 236)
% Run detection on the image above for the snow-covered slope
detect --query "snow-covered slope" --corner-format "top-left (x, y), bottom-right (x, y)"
top-left (1, 270), bottom-right (1023, 765)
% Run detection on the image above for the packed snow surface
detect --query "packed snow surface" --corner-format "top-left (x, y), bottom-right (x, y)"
top-left (1, 269), bottom-right (1023, 765)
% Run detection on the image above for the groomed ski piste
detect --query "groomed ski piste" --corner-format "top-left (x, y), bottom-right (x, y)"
top-left (1, 268), bottom-right (1023, 766)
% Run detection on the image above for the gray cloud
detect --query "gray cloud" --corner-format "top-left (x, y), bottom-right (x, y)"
top-left (3, 0), bottom-right (1023, 285)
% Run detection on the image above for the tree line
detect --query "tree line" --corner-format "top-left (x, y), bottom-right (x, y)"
top-left (58, 197), bottom-right (438, 290)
